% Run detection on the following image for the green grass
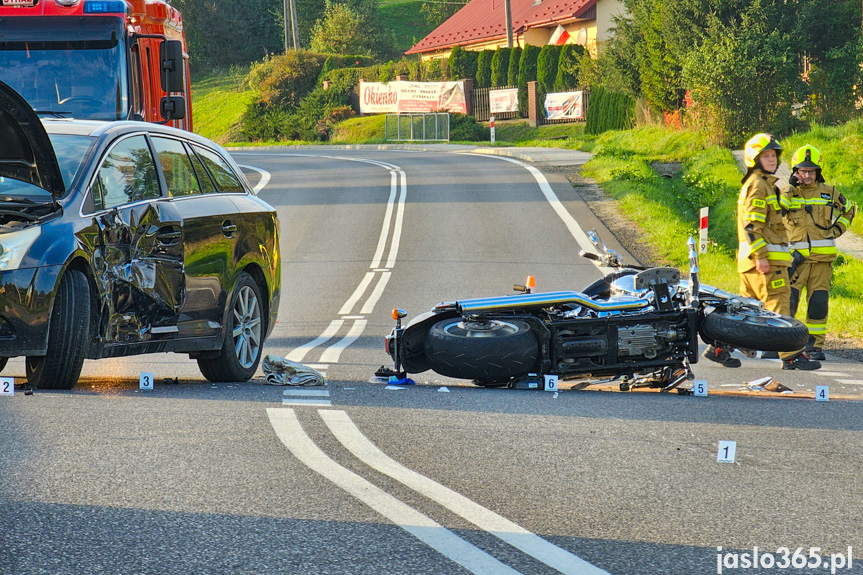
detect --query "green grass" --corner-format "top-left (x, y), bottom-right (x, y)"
top-left (379, 0), bottom-right (434, 55)
top-left (191, 67), bottom-right (256, 144)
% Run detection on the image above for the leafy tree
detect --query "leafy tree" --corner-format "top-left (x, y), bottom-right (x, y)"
top-left (517, 44), bottom-right (541, 116)
top-left (490, 48), bottom-right (511, 87)
top-left (254, 50), bottom-right (328, 109)
top-left (476, 50), bottom-right (494, 88)
top-left (420, 0), bottom-right (469, 27)
top-left (309, 0), bottom-right (395, 59)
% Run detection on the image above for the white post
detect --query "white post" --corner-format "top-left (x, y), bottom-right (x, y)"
top-left (699, 206), bottom-right (709, 254)
top-left (490, 115), bottom-right (495, 144)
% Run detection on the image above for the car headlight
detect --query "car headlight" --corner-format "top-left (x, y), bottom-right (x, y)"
top-left (0, 227), bottom-right (41, 271)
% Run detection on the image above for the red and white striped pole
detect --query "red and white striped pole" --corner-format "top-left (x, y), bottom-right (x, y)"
top-left (490, 115), bottom-right (495, 145)
top-left (699, 206), bottom-right (709, 254)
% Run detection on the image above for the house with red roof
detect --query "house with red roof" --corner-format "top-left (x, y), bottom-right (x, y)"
top-left (406, 0), bottom-right (625, 60)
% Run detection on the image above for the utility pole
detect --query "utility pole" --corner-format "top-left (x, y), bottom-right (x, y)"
top-left (284, 0), bottom-right (299, 51)
top-left (504, 0), bottom-right (513, 48)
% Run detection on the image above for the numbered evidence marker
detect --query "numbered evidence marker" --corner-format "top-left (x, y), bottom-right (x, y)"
top-left (815, 385), bottom-right (829, 402)
top-left (0, 377), bottom-right (13, 397)
top-left (139, 372), bottom-right (155, 391)
top-left (692, 379), bottom-right (708, 397)
top-left (544, 374), bottom-right (559, 392)
top-left (717, 440), bottom-right (737, 463)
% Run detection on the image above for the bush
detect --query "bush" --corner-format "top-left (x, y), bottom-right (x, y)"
top-left (517, 45), bottom-right (541, 117)
top-left (253, 50), bottom-right (327, 109)
top-left (585, 86), bottom-right (635, 135)
top-left (449, 46), bottom-right (471, 79)
top-left (476, 50), bottom-right (494, 88)
top-left (449, 113), bottom-right (490, 141)
top-left (319, 55), bottom-right (376, 84)
top-left (507, 47), bottom-right (522, 85)
top-left (537, 45), bottom-right (560, 94)
top-left (555, 44), bottom-right (584, 91)
top-left (490, 48), bottom-right (511, 87)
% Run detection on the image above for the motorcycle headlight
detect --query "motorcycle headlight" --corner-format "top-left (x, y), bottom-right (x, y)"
top-left (0, 227), bottom-right (41, 271)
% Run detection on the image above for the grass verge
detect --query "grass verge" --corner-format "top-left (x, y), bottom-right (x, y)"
top-left (191, 67), bottom-right (256, 144)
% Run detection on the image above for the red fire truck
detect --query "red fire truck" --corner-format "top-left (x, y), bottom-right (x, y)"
top-left (0, 0), bottom-right (192, 129)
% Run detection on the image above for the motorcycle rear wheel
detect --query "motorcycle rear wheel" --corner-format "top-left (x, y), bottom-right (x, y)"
top-left (425, 318), bottom-right (539, 384)
top-left (701, 308), bottom-right (809, 352)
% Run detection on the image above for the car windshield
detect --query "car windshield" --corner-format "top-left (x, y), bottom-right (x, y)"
top-left (0, 133), bottom-right (93, 201)
top-left (0, 16), bottom-right (128, 121)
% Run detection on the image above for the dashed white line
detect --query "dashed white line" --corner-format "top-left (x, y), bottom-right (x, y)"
top-left (836, 379), bottom-right (863, 386)
top-left (385, 171), bottom-right (407, 269)
top-left (267, 408), bottom-right (522, 575)
top-left (813, 371), bottom-right (853, 378)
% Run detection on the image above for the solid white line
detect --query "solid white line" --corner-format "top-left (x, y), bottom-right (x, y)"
top-left (371, 170), bottom-right (399, 268)
top-left (282, 398), bottom-right (332, 406)
top-left (339, 272), bottom-right (376, 315)
top-left (342, 315), bottom-right (365, 320)
top-left (320, 410), bottom-right (610, 575)
top-left (814, 371), bottom-right (852, 378)
top-left (286, 319), bottom-right (345, 363)
top-left (267, 409), bottom-right (521, 575)
top-left (836, 379), bottom-right (863, 386)
top-left (469, 154), bottom-right (612, 273)
top-left (385, 171), bottom-right (407, 269)
top-left (283, 389), bottom-right (330, 397)
top-left (237, 164), bottom-right (271, 194)
top-left (320, 319), bottom-right (368, 364)
top-left (360, 272), bottom-right (392, 315)
top-left (304, 364), bottom-right (329, 370)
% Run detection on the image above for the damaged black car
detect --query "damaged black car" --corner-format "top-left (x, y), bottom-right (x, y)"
top-left (0, 81), bottom-right (280, 389)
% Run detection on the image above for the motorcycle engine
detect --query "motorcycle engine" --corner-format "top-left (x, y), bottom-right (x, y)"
top-left (618, 324), bottom-right (679, 358)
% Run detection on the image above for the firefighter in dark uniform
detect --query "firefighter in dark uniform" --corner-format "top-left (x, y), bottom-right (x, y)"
top-left (783, 145), bottom-right (856, 361)
top-left (703, 133), bottom-right (821, 370)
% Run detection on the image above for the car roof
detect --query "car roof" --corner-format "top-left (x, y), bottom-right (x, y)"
top-left (42, 119), bottom-right (221, 149)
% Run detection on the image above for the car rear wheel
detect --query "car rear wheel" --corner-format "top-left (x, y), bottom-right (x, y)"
top-left (26, 269), bottom-right (90, 390)
top-left (198, 272), bottom-right (265, 382)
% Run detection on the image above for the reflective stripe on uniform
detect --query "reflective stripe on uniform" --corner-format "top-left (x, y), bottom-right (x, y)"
top-left (806, 197), bottom-right (830, 206)
top-left (810, 239), bottom-right (836, 247)
top-left (746, 211), bottom-right (767, 222)
top-left (811, 246), bottom-right (838, 255)
top-left (790, 242), bottom-right (810, 250)
top-left (838, 216), bottom-right (850, 228)
top-left (790, 198), bottom-right (805, 209)
top-left (741, 241), bottom-right (791, 260)
top-left (806, 323), bottom-right (827, 335)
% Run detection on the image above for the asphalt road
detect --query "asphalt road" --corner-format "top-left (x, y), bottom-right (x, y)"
top-left (2, 148), bottom-right (862, 575)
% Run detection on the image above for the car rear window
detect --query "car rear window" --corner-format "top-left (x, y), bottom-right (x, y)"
top-left (191, 145), bottom-right (244, 193)
top-left (151, 136), bottom-right (202, 197)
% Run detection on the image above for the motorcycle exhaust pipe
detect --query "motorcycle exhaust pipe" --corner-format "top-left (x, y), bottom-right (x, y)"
top-left (687, 236), bottom-right (700, 308)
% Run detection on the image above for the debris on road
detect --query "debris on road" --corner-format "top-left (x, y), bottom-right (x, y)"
top-left (262, 355), bottom-right (326, 386)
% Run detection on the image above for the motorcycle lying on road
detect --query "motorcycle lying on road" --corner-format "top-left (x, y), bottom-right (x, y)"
top-left (384, 232), bottom-right (809, 392)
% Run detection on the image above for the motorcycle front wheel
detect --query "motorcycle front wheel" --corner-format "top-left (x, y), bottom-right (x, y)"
top-left (424, 318), bottom-right (539, 384)
top-left (701, 308), bottom-right (809, 352)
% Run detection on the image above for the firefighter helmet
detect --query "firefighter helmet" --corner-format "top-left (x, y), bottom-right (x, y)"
top-left (743, 133), bottom-right (782, 169)
top-left (791, 144), bottom-right (822, 171)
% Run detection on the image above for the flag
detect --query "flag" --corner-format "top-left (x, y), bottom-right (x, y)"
top-left (549, 24), bottom-right (570, 45)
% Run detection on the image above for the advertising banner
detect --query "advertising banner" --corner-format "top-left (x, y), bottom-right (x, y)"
top-left (544, 91), bottom-right (584, 120)
top-left (359, 80), bottom-right (467, 114)
top-left (489, 88), bottom-right (518, 114)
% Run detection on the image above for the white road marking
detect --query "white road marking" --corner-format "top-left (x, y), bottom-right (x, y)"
top-left (360, 272), bottom-right (391, 315)
top-left (282, 398), bottom-right (332, 406)
top-left (267, 408), bottom-right (522, 575)
top-left (287, 319), bottom-right (344, 363)
top-left (339, 272), bottom-right (376, 315)
top-left (813, 371), bottom-right (853, 378)
top-left (320, 319), bottom-right (367, 364)
top-left (283, 389), bottom-right (330, 396)
top-left (237, 164), bottom-right (271, 194)
top-left (371, 171), bottom-right (398, 269)
top-left (836, 380), bottom-right (863, 386)
top-left (467, 154), bottom-right (614, 273)
top-left (320, 410), bottom-right (610, 575)
top-left (385, 171), bottom-right (407, 269)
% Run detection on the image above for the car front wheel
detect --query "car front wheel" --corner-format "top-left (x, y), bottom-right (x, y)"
top-left (198, 272), bottom-right (265, 382)
top-left (26, 268), bottom-right (90, 390)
